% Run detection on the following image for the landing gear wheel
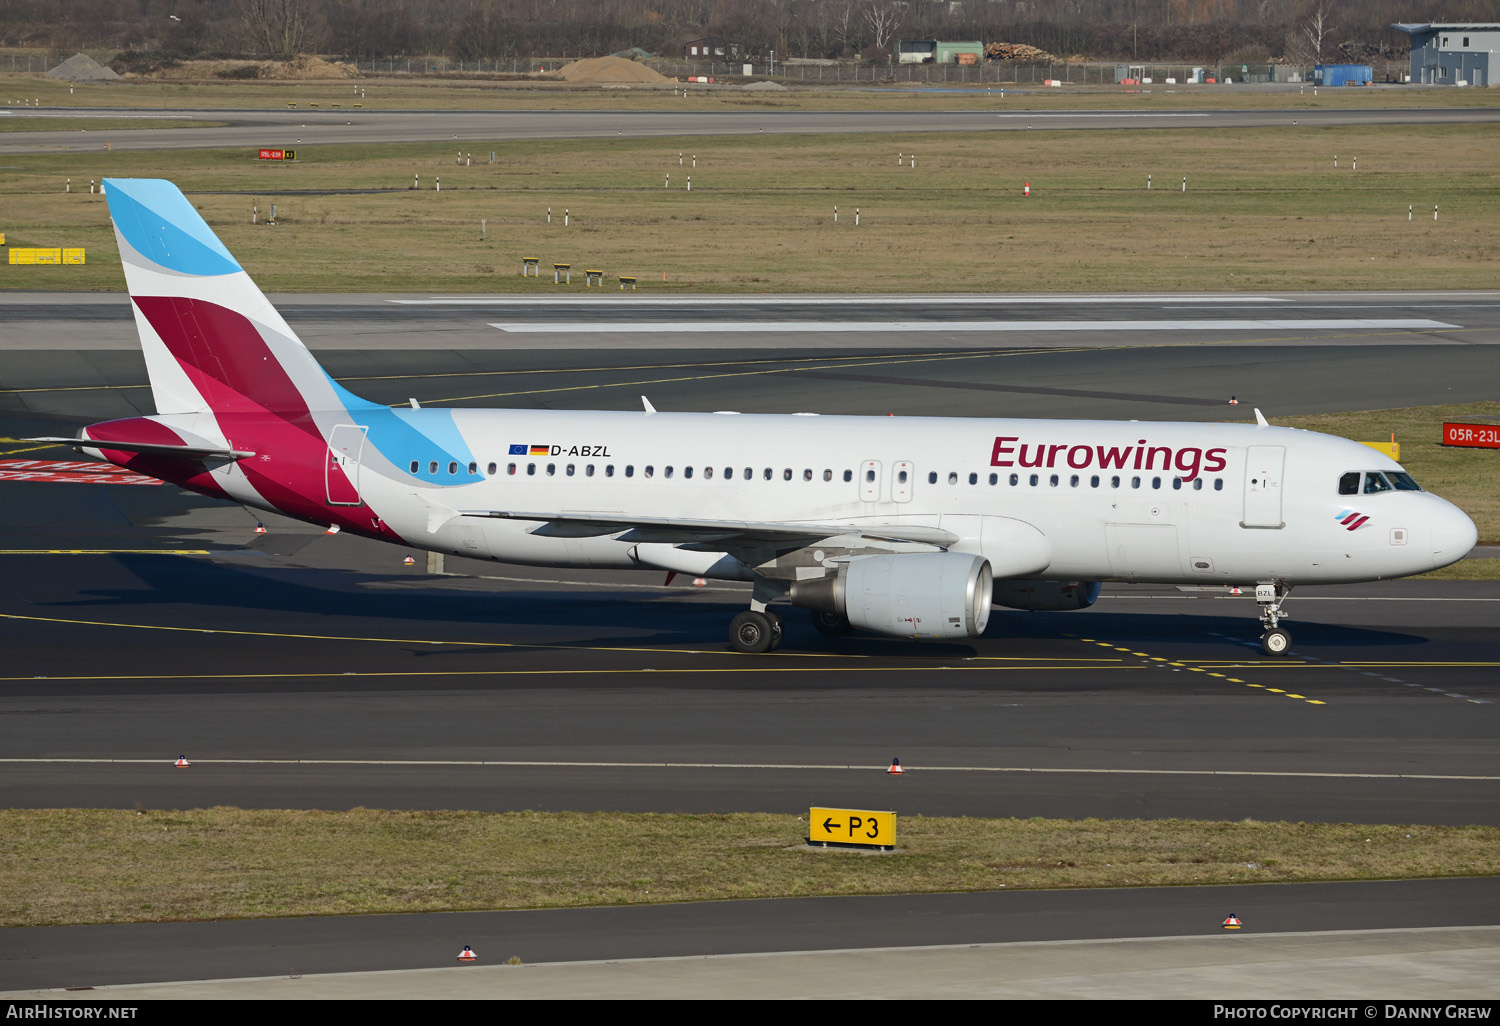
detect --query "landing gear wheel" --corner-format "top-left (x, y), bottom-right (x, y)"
top-left (809, 609), bottom-right (853, 636)
top-left (729, 610), bottom-right (776, 654)
top-left (1261, 628), bottom-right (1292, 657)
top-left (766, 610), bottom-right (785, 652)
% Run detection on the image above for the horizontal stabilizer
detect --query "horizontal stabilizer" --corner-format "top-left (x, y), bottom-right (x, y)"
top-left (28, 437), bottom-right (255, 461)
top-left (463, 509), bottom-right (957, 548)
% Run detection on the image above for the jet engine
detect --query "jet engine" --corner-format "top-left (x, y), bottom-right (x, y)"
top-left (790, 551), bottom-right (993, 639)
top-left (991, 579), bottom-right (1102, 611)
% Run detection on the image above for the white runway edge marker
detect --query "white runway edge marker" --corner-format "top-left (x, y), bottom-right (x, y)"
top-left (3, 758), bottom-right (1496, 781)
top-left (487, 319), bottom-right (1459, 335)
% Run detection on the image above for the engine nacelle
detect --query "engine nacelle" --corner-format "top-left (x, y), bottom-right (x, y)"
top-left (790, 551), bottom-right (993, 639)
top-left (991, 579), bottom-right (1102, 611)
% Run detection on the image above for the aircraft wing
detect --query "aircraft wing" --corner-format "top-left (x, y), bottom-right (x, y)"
top-left (461, 509), bottom-right (957, 548)
top-left (27, 437), bottom-right (256, 461)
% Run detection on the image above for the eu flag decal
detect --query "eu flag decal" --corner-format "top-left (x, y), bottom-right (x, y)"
top-left (508, 443), bottom-right (527, 455)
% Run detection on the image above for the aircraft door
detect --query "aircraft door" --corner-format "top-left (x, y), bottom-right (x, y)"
top-left (1242, 445), bottom-right (1285, 528)
top-left (859, 460), bottom-right (883, 502)
top-left (892, 461), bottom-right (913, 503)
top-left (326, 424), bottom-right (367, 506)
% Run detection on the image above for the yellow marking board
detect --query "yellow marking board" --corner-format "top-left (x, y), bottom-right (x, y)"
top-left (1360, 440), bottom-right (1400, 460)
top-left (808, 807), bottom-right (896, 849)
top-left (62, 248), bottom-right (85, 265)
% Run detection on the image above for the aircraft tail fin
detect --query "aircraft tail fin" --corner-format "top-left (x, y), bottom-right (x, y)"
top-left (103, 178), bottom-right (366, 417)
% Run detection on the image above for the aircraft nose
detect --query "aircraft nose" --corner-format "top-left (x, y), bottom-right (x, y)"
top-left (1430, 501), bottom-right (1478, 569)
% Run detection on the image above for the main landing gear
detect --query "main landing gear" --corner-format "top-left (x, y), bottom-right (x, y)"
top-left (1255, 582), bottom-right (1293, 657)
top-left (729, 609), bottom-right (783, 653)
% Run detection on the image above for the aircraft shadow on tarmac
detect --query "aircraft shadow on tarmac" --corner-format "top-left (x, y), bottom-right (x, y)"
top-left (37, 552), bottom-right (1433, 658)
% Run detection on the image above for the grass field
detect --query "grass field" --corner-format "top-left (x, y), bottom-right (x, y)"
top-left (2, 123), bottom-right (1497, 293)
top-left (3, 808), bottom-right (1495, 928)
top-left (0, 116), bottom-right (223, 132)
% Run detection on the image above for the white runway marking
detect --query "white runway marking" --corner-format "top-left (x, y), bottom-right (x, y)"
top-left (488, 319), bottom-right (1458, 334)
top-left (393, 295), bottom-right (1287, 306)
top-left (3, 758), bottom-right (1494, 781)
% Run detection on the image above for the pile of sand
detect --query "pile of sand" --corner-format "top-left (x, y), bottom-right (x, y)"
top-left (46, 53), bottom-right (121, 81)
top-left (126, 56), bottom-right (360, 80)
top-left (555, 56), bottom-right (667, 84)
top-left (742, 80), bottom-right (788, 91)
top-left (266, 55), bottom-right (361, 80)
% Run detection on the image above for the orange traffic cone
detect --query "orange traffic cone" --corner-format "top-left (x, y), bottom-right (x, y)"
top-left (253, 523), bottom-right (266, 535)
top-left (887, 757), bottom-right (904, 775)
top-left (1229, 396), bottom-right (1239, 405)
top-left (1023, 181), bottom-right (1031, 197)
top-left (324, 524), bottom-right (340, 535)
top-left (174, 755), bottom-right (190, 768)
top-left (693, 577), bottom-right (707, 587)
top-left (1222, 914), bottom-right (1242, 930)
top-left (458, 945), bottom-right (477, 961)
top-left (1229, 585), bottom-right (1242, 596)
top-left (403, 556), bottom-right (415, 565)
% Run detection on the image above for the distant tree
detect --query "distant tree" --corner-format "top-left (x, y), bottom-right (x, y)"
top-left (861, 0), bottom-right (902, 54)
top-left (1302, 0), bottom-right (1336, 63)
top-left (239, 0), bottom-right (310, 58)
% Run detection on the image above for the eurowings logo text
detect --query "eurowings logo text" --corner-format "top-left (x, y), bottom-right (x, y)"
top-left (1335, 509), bottom-right (1371, 531)
top-left (991, 437), bottom-right (1228, 482)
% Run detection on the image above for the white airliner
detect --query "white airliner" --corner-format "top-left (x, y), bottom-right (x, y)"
top-left (33, 180), bottom-right (1478, 656)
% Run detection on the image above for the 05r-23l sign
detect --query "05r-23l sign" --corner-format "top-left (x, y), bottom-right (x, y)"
top-left (808, 807), bottom-right (897, 850)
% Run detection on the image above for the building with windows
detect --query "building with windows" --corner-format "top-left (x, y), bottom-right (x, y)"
top-left (1392, 23), bottom-right (1498, 85)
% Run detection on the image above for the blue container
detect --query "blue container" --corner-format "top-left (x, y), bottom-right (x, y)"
top-left (1314, 64), bottom-right (1372, 87)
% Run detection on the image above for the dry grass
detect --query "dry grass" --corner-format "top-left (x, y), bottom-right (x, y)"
top-left (2, 123), bottom-right (1497, 294)
top-left (1276, 402), bottom-right (1500, 545)
top-left (2, 808), bottom-right (1494, 928)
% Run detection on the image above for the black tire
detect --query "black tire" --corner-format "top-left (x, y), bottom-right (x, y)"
top-left (1261, 628), bottom-right (1292, 657)
top-left (730, 610), bottom-right (775, 654)
top-left (809, 609), bottom-right (853, 636)
top-left (766, 610), bottom-right (785, 651)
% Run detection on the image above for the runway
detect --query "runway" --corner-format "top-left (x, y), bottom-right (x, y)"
top-left (4, 105), bottom-right (1499, 154)
top-left (2, 292), bottom-right (1497, 993)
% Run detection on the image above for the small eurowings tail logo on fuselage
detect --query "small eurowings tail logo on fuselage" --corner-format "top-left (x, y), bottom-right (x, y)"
top-left (1335, 509), bottom-right (1371, 531)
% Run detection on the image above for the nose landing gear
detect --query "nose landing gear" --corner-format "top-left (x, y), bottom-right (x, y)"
top-left (1256, 582), bottom-right (1292, 656)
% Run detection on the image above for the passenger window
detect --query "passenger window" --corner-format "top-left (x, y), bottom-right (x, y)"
top-left (666, 466), bottom-right (674, 479)
top-left (1111, 475), bottom-right (1120, 488)
top-left (948, 472), bottom-right (958, 485)
top-left (1029, 474), bottom-right (1039, 486)
top-left (429, 461), bottom-right (439, 474)
top-left (566, 464), bottom-right (575, 476)
top-left (1214, 478), bottom-right (1223, 491)
top-left (468, 462), bottom-right (478, 475)
top-left (527, 463), bottom-right (536, 476)
top-left (1338, 471), bottom-right (1360, 495)
top-left (969, 472), bottom-right (978, 485)
top-left (626, 465), bottom-right (635, 477)
top-left (928, 472), bottom-right (938, 484)
top-left (1009, 473), bottom-right (1019, 486)
top-left (606, 465), bottom-right (615, 477)
top-left (680, 466), bottom-right (690, 479)
top-left (1151, 477), bottom-right (1161, 489)
top-left (766, 468), bottom-right (774, 481)
top-left (449, 462), bottom-right (458, 475)
top-left (704, 466), bottom-right (713, 479)
top-left (586, 465), bottom-right (595, 477)
top-left (1193, 478), bottom-right (1203, 490)
top-left (546, 463), bottom-right (556, 476)
top-left (1131, 476), bottom-right (1141, 488)
top-left (865, 469), bottom-right (875, 482)
top-left (1069, 475), bottom-right (1079, 487)
top-left (989, 473), bottom-right (998, 485)
top-left (803, 469), bottom-right (812, 481)
top-left (486, 462), bottom-right (496, 475)
top-left (823, 469), bottom-right (832, 482)
top-left (898, 470), bottom-right (908, 483)
top-left (843, 470), bottom-right (853, 482)
top-left (507, 463), bottom-right (517, 475)
top-left (1049, 474), bottom-right (1059, 486)
top-left (409, 460), bottom-right (419, 473)
top-left (644, 465), bottom-right (654, 478)
top-left (783, 468), bottom-right (792, 481)
top-left (1364, 472), bottom-right (1392, 494)
top-left (1172, 477), bottom-right (1182, 490)
top-left (745, 468), bottom-right (753, 480)
top-left (1090, 475), bottom-right (1100, 487)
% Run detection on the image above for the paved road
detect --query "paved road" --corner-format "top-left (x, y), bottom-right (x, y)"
top-left (4, 105), bottom-right (1499, 153)
top-left (2, 879), bottom-right (1496, 992)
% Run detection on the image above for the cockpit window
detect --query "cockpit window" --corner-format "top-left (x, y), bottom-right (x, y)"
top-left (1363, 472), bottom-right (1392, 494)
top-left (1338, 471), bottom-right (1360, 495)
top-left (1387, 472), bottom-right (1422, 491)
